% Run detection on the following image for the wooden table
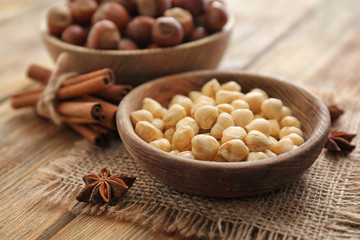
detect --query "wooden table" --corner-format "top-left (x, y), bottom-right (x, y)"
top-left (1, 0), bottom-right (359, 239)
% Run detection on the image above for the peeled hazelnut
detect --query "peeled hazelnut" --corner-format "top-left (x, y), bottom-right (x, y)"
top-left (245, 130), bottom-right (271, 152)
top-left (70, 0), bottom-right (98, 25)
top-left (164, 7), bottom-right (194, 36)
top-left (61, 24), bottom-right (87, 46)
top-left (172, 0), bottom-right (206, 17)
top-left (189, 26), bottom-right (208, 41)
top-left (92, 2), bottom-right (130, 31)
top-left (204, 1), bottom-right (228, 32)
top-left (135, 121), bottom-right (163, 143)
top-left (219, 139), bottom-right (249, 162)
top-left (191, 134), bottom-right (219, 161)
top-left (136, 0), bottom-right (171, 17)
top-left (244, 91), bottom-right (266, 114)
top-left (194, 105), bottom-right (219, 130)
top-left (221, 81), bottom-right (241, 92)
top-left (126, 16), bottom-right (155, 46)
top-left (118, 38), bottom-right (139, 50)
top-left (201, 78), bottom-right (221, 98)
top-left (261, 98), bottom-right (283, 120)
top-left (87, 20), bottom-right (121, 49)
top-left (250, 88), bottom-right (269, 99)
top-left (245, 118), bottom-right (271, 136)
top-left (152, 17), bottom-right (184, 47)
top-left (247, 152), bottom-right (268, 161)
top-left (47, 6), bottom-right (73, 35)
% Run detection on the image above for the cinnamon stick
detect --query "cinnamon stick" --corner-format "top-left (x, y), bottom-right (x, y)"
top-left (27, 64), bottom-right (52, 84)
top-left (35, 108), bottom-right (99, 124)
top-left (57, 101), bottom-right (103, 120)
top-left (26, 64), bottom-right (115, 86)
top-left (62, 117), bottom-right (99, 124)
top-left (78, 95), bottom-right (118, 130)
top-left (62, 68), bottom-right (114, 86)
top-left (11, 76), bottom-right (112, 109)
top-left (92, 84), bottom-right (133, 103)
top-left (12, 86), bottom-right (45, 98)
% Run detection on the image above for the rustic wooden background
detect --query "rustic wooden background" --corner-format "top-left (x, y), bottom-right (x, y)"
top-left (1, 0), bottom-right (360, 239)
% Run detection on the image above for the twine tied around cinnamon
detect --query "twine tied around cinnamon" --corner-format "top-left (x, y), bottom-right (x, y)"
top-left (35, 53), bottom-right (78, 125)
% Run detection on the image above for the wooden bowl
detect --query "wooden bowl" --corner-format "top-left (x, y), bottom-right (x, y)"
top-left (40, 17), bottom-right (233, 86)
top-left (116, 71), bottom-right (331, 198)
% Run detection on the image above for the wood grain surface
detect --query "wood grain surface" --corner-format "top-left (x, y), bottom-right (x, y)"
top-left (1, 0), bottom-right (359, 239)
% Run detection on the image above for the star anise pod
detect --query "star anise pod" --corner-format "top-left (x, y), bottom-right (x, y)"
top-left (76, 168), bottom-right (136, 203)
top-left (325, 128), bottom-right (356, 155)
top-left (327, 104), bottom-right (344, 123)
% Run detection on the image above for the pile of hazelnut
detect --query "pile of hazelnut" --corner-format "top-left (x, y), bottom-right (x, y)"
top-left (131, 79), bottom-right (305, 162)
top-left (46, 0), bottom-right (229, 50)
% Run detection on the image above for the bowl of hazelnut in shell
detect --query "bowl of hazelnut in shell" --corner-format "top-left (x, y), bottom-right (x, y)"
top-left (116, 70), bottom-right (331, 198)
top-left (41, 0), bottom-right (233, 85)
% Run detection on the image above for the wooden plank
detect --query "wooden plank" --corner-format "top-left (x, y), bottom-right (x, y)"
top-left (219, 0), bottom-right (324, 70)
top-left (247, 0), bottom-right (360, 96)
top-left (0, 0), bottom-right (59, 99)
top-left (0, 101), bottom-right (78, 239)
top-left (0, 0), bottom-right (52, 23)
top-left (50, 215), bottom-right (187, 240)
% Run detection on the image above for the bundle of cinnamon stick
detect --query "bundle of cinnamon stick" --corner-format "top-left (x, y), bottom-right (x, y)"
top-left (11, 64), bottom-right (132, 147)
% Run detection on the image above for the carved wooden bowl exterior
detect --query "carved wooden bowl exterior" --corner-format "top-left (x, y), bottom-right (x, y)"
top-left (117, 71), bottom-right (331, 198)
top-left (40, 17), bottom-right (233, 86)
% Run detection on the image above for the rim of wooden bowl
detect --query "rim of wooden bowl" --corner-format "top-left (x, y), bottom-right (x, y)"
top-left (40, 15), bottom-right (234, 56)
top-left (117, 70), bottom-right (330, 171)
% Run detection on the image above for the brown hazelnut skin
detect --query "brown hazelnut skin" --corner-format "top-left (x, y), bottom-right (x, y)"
top-left (146, 43), bottom-right (158, 49)
top-left (172, 0), bottom-right (206, 17)
top-left (189, 26), bottom-right (207, 41)
top-left (92, 2), bottom-right (130, 31)
top-left (86, 19), bottom-right (121, 49)
top-left (118, 38), bottom-right (139, 50)
top-left (126, 16), bottom-right (155, 46)
top-left (164, 7), bottom-right (193, 36)
top-left (136, 0), bottom-right (171, 17)
top-left (61, 24), bottom-right (88, 46)
top-left (204, 1), bottom-right (228, 32)
top-left (47, 6), bottom-right (73, 36)
top-left (107, 0), bottom-right (137, 15)
top-left (70, 0), bottom-right (98, 25)
top-left (152, 16), bottom-right (184, 47)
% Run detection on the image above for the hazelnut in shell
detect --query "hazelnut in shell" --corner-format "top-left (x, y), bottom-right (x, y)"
top-left (112, 0), bottom-right (137, 15)
top-left (92, 2), bottom-right (130, 30)
top-left (152, 16), bottom-right (184, 47)
top-left (47, 6), bottom-right (73, 36)
top-left (70, 0), bottom-right (98, 25)
top-left (118, 38), bottom-right (139, 50)
top-left (136, 0), bottom-right (171, 17)
top-left (204, 1), bottom-right (228, 32)
top-left (61, 24), bottom-right (88, 46)
top-left (189, 26), bottom-right (208, 41)
top-left (172, 0), bottom-right (206, 17)
top-left (126, 16), bottom-right (155, 46)
top-left (87, 19), bottom-right (121, 49)
top-left (164, 7), bottom-right (194, 36)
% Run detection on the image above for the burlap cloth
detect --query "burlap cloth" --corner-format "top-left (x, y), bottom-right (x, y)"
top-left (32, 90), bottom-right (360, 239)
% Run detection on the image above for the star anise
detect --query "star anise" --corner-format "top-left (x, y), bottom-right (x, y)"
top-left (76, 168), bottom-right (136, 203)
top-left (327, 104), bottom-right (344, 123)
top-left (325, 128), bottom-right (356, 155)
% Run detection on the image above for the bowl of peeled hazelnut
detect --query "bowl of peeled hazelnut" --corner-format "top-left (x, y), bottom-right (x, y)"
top-left (41, 0), bottom-right (233, 85)
top-left (116, 70), bottom-right (331, 198)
